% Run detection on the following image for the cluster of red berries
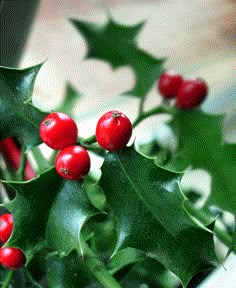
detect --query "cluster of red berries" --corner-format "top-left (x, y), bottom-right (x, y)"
top-left (157, 71), bottom-right (208, 109)
top-left (0, 213), bottom-right (26, 270)
top-left (40, 110), bottom-right (132, 180)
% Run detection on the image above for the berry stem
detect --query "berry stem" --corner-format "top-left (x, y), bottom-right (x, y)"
top-left (79, 135), bottom-right (107, 157)
top-left (2, 270), bottom-right (13, 288)
top-left (78, 236), bottom-right (122, 288)
top-left (80, 135), bottom-right (97, 145)
top-left (133, 104), bottom-right (176, 128)
top-left (138, 96), bottom-right (146, 116)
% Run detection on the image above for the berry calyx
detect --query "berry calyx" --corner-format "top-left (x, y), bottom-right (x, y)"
top-left (95, 110), bottom-right (132, 151)
top-left (0, 247), bottom-right (26, 270)
top-left (176, 78), bottom-right (208, 110)
top-left (0, 213), bottom-right (13, 244)
top-left (55, 145), bottom-right (90, 180)
top-left (40, 112), bottom-right (78, 150)
top-left (157, 71), bottom-right (183, 99)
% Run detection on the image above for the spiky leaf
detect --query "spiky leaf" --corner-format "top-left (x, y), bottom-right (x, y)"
top-left (168, 110), bottom-right (236, 215)
top-left (70, 18), bottom-right (164, 98)
top-left (99, 147), bottom-right (218, 287)
top-left (0, 64), bottom-right (47, 148)
top-left (3, 169), bottom-right (98, 261)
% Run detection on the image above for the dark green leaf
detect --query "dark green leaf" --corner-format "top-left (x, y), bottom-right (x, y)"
top-left (46, 180), bottom-right (99, 256)
top-left (2, 168), bottom-right (98, 262)
top-left (70, 18), bottom-right (164, 98)
top-left (46, 252), bottom-right (100, 288)
top-left (0, 64), bottom-right (47, 148)
top-left (120, 258), bottom-right (179, 288)
top-left (108, 247), bottom-right (145, 275)
top-left (3, 168), bottom-right (63, 260)
top-left (169, 110), bottom-right (236, 215)
top-left (99, 147), bottom-right (218, 287)
top-left (84, 177), bottom-right (107, 211)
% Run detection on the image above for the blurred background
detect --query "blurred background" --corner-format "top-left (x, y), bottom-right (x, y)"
top-left (16, 0), bottom-right (235, 138)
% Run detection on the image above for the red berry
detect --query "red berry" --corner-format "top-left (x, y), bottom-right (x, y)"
top-left (40, 112), bottom-right (78, 150)
top-left (158, 71), bottom-right (183, 99)
top-left (0, 247), bottom-right (26, 270)
top-left (55, 145), bottom-right (90, 180)
top-left (176, 78), bottom-right (208, 110)
top-left (95, 110), bottom-right (132, 151)
top-left (0, 213), bottom-right (13, 244)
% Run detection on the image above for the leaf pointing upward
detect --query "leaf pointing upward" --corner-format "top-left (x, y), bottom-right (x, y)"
top-left (70, 18), bottom-right (164, 98)
top-left (0, 64), bottom-right (47, 148)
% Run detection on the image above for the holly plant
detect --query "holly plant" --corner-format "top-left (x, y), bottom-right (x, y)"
top-left (0, 17), bottom-right (235, 288)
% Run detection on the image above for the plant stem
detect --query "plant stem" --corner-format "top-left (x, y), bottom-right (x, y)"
top-left (133, 104), bottom-right (176, 128)
top-left (18, 146), bottom-right (27, 181)
top-left (79, 237), bottom-right (121, 288)
top-left (80, 135), bottom-right (97, 145)
top-left (79, 135), bottom-right (107, 157)
top-left (2, 270), bottom-right (13, 288)
top-left (138, 96), bottom-right (146, 116)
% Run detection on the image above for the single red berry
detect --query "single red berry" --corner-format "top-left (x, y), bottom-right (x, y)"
top-left (0, 213), bottom-right (13, 244)
top-left (0, 247), bottom-right (26, 270)
top-left (157, 71), bottom-right (183, 99)
top-left (95, 110), bottom-right (132, 151)
top-left (40, 112), bottom-right (78, 150)
top-left (176, 78), bottom-right (208, 110)
top-left (55, 145), bottom-right (90, 180)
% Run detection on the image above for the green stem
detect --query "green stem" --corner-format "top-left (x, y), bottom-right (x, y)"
top-left (133, 104), bottom-right (176, 128)
top-left (79, 135), bottom-right (107, 157)
top-left (18, 146), bottom-right (27, 181)
top-left (79, 237), bottom-right (121, 288)
top-left (80, 135), bottom-right (97, 145)
top-left (138, 96), bottom-right (146, 116)
top-left (2, 270), bottom-right (13, 288)
top-left (185, 201), bottom-right (236, 253)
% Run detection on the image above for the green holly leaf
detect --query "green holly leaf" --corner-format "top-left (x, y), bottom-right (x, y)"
top-left (168, 110), bottom-right (236, 215)
top-left (99, 147), bottom-right (218, 287)
top-left (119, 258), bottom-right (179, 288)
top-left (70, 17), bottom-right (164, 98)
top-left (46, 180), bottom-right (99, 256)
top-left (0, 64), bottom-right (47, 148)
top-left (3, 168), bottom-right (62, 261)
top-left (46, 251), bottom-right (98, 288)
top-left (2, 168), bottom-right (98, 261)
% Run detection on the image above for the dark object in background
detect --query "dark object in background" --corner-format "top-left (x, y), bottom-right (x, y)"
top-left (0, 0), bottom-right (40, 67)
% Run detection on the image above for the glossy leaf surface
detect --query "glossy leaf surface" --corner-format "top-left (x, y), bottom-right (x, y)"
top-left (99, 147), bottom-right (218, 286)
top-left (0, 64), bottom-right (47, 148)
